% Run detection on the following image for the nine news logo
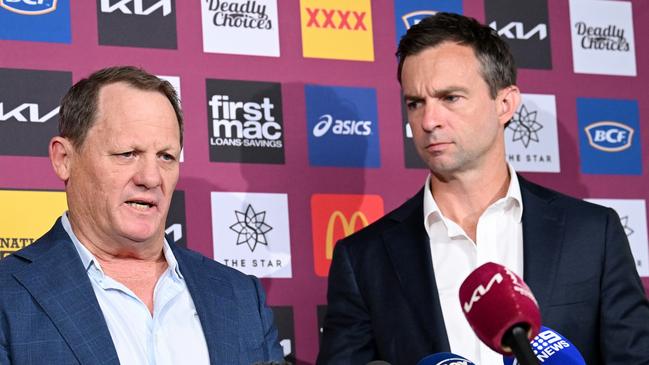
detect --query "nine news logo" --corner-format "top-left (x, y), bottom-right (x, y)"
top-left (201, 0), bottom-right (280, 57)
top-left (270, 306), bottom-right (296, 363)
top-left (486, 0), bottom-right (552, 69)
top-left (0, 68), bottom-right (72, 157)
top-left (97, 0), bottom-right (177, 49)
top-left (505, 94), bottom-right (560, 172)
top-left (569, 0), bottom-right (636, 76)
top-left (300, 0), bottom-right (374, 61)
top-left (206, 79), bottom-right (284, 164)
top-left (211, 192), bottom-right (292, 278)
top-left (577, 98), bottom-right (641, 175)
top-left (393, 0), bottom-right (463, 47)
top-left (0, 0), bottom-right (70, 43)
top-left (0, 190), bottom-right (67, 259)
top-left (585, 198), bottom-right (649, 277)
top-left (311, 194), bottom-right (384, 277)
top-left (305, 84), bottom-right (380, 168)
top-left (165, 190), bottom-right (186, 248)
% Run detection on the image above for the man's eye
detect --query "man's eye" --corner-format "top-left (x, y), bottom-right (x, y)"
top-left (160, 153), bottom-right (176, 162)
top-left (406, 101), bottom-right (422, 110)
top-left (117, 151), bottom-right (135, 158)
top-left (443, 95), bottom-right (460, 102)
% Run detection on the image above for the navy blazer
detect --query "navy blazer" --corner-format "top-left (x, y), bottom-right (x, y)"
top-left (317, 176), bottom-right (649, 365)
top-left (0, 219), bottom-right (283, 365)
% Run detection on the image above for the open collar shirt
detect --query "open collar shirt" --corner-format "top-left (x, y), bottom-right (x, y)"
top-left (423, 164), bottom-right (524, 365)
top-left (61, 213), bottom-right (210, 365)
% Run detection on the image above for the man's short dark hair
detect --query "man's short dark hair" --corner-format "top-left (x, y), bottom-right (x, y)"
top-left (59, 66), bottom-right (183, 148)
top-left (396, 12), bottom-right (516, 99)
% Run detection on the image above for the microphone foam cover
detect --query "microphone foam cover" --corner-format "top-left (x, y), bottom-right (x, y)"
top-left (459, 262), bottom-right (541, 354)
top-left (417, 352), bottom-right (476, 365)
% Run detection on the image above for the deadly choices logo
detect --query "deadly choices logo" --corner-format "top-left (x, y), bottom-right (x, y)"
top-left (201, 0), bottom-right (280, 56)
top-left (0, 68), bottom-right (72, 157)
top-left (206, 79), bottom-right (284, 164)
top-left (0, 0), bottom-right (70, 43)
top-left (577, 98), bottom-right (641, 175)
top-left (305, 84), bottom-right (380, 168)
top-left (569, 0), bottom-right (636, 76)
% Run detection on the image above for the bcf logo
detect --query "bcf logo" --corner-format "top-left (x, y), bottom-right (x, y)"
top-left (585, 121), bottom-right (634, 152)
top-left (577, 98), bottom-right (641, 175)
top-left (311, 194), bottom-right (384, 277)
top-left (0, 0), bottom-right (56, 15)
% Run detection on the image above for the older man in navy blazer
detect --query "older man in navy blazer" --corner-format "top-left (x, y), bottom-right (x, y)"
top-left (0, 66), bottom-right (283, 364)
top-left (318, 13), bottom-right (649, 365)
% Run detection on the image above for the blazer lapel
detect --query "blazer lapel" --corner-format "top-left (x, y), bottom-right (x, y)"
top-left (12, 222), bottom-right (119, 365)
top-left (175, 248), bottom-right (239, 364)
top-left (520, 177), bottom-right (566, 311)
top-left (382, 190), bottom-right (451, 352)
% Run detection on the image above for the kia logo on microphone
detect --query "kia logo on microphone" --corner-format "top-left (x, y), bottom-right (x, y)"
top-left (463, 272), bottom-right (503, 313)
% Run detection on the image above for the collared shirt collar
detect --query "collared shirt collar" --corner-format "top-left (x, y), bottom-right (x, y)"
top-left (422, 163), bottom-right (523, 237)
top-left (60, 212), bottom-right (183, 280)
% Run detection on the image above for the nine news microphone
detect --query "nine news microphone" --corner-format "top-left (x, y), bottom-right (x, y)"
top-left (459, 262), bottom-right (541, 365)
top-left (417, 352), bottom-right (476, 365)
top-left (503, 326), bottom-right (586, 365)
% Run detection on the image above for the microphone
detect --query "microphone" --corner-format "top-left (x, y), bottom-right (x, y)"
top-left (459, 262), bottom-right (541, 365)
top-left (366, 361), bottom-right (392, 365)
top-left (503, 326), bottom-right (586, 365)
top-left (417, 352), bottom-right (476, 365)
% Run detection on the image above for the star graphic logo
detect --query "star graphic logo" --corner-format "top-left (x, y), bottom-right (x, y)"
top-left (508, 104), bottom-right (543, 148)
top-left (229, 204), bottom-right (273, 252)
top-left (620, 215), bottom-right (634, 237)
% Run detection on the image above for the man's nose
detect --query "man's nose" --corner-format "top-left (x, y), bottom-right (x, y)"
top-left (133, 155), bottom-right (162, 189)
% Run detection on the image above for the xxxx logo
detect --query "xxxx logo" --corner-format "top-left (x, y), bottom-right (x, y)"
top-left (305, 8), bottom-right (367, 30)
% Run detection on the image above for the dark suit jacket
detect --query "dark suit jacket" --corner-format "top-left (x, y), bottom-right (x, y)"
top-left (317, 176), bottom-right (649, 365)
top-left (0, 219), bottom-right (283, 365)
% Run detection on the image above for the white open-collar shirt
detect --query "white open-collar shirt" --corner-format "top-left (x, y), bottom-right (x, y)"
top-left (423, 164), bottom-right (524, 365)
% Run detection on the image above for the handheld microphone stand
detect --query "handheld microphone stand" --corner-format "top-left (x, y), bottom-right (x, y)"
top-left (502, 325), bottom-right (540, 365)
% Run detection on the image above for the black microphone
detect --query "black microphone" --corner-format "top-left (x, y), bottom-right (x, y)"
top-left (366, 361), bottom-right (392, 365)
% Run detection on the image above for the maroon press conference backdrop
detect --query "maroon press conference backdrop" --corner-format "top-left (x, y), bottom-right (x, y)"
top-left (0, 1), bottom-right (647, 363)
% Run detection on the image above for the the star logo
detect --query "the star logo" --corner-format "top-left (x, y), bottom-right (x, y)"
top-left (229, 204), bottom-right (273, 252)
top-left (508, 104), bottom-right (543, 148)
top-left (620, 215), bottom-right (634, 237)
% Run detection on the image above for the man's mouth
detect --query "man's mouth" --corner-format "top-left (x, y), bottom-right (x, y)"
top-left (126, 200), bottom-right (155, 211)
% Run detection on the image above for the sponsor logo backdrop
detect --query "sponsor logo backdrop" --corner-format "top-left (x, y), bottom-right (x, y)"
top-left (0, 1), bottom-right (648, 363)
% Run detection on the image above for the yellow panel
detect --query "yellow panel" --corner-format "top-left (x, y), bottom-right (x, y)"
top-left (300, 0), bottom-right (374, 61)
top-left (0, 190), bottom-right (68, 258)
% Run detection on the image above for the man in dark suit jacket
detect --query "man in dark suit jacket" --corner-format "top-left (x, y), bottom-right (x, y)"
top-left (318, 13), bottom-right (649, 365)
top-left (0, 66), bottom-right (283, 364)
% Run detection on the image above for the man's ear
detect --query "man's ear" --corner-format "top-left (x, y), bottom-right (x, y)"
top-left (497, 85), bottom-right (521, 126)
top-left (49, 136), bottom-right (75, 182)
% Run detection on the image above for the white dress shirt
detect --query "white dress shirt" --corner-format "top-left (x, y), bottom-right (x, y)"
top-left (423, 164), bottom-right (524, 365)
top-left (61, 213), bottom-right (210, 365)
